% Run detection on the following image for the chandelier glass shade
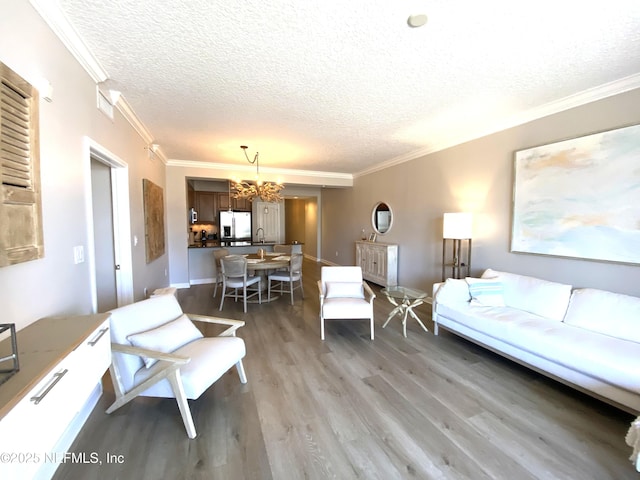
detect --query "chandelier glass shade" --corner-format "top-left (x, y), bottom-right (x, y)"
top-left (232, 146), bottom-right (284, 203)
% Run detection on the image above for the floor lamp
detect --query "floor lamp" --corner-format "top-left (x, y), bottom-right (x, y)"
top-left (442, 212), bottom-right (472, 281)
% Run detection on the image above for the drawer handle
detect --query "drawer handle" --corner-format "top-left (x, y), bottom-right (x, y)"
top-left (88, 327), bottom-right (109, 346)
top-left (30, 369), bottom-right (68, 405)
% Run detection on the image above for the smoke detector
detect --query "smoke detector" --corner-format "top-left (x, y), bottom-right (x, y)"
top-left (407, 14), bottom-right (428, 28)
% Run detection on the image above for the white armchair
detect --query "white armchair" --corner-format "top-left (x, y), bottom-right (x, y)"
top-left (106, 294), bottom-right (247, 439)
top-left (317, 266), bottom-right (376, 340)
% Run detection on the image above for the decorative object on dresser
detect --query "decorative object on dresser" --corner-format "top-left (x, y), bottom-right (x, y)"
top-left (442, 212), bottom-right (472, 281)
top-left (317, 266), bottom-right (376, 340)
top-left (0, 314), bottom-right (110, 479)
top-left (355, 241), bottom-right (398, 288)
top-left (106, 294), bottom-right (247, 439)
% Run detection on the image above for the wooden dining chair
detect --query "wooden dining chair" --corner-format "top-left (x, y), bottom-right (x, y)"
top-left (212, 248), bottom-right (229, 298)
top-left (267, 253), bottom-right (305, 305)
top-left (219, 255), bottom-right (262, 312)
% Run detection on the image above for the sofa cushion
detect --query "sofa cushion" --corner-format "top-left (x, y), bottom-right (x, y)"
top-left (322, 297), bottom-right (372, 319)
top-left (127, 314), bottom-right (204, 368)
top-left (564, 288), bottom-right (640, 343)
top-left (434, 278), bottom-right (471, 305)
top-left (465, 277), bottom-right (505, 306)
top-left (482, 269), bottom-right (571, 321)
top-left (436, 301), bottom-right (640, 394)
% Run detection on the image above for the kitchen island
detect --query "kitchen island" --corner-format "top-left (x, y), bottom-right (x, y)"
top-left (188, 243), bottom-right (276, 284)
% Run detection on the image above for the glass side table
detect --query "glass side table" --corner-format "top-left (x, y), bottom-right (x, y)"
top-left (381, 286), bottom-right (431, 337)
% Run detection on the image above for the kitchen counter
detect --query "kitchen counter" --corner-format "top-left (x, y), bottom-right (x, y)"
top-left (188, 243), bottom-right (277, 284)
top-left (188, 241), bottom-right (281, 248)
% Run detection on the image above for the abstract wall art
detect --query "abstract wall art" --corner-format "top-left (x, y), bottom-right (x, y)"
top-left (511, 123), bottom-right (640, 264)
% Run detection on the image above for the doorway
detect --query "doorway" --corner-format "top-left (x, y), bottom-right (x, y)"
top-left (85, 139), bottom-right (134, 312)
top-left (90, 158), bottom-right (117, 311)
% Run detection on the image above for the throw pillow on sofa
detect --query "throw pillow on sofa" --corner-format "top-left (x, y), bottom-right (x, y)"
top-left (435, 278), bottom-right (470, 305)
top-left (481, 268), bottom-right (572, 321)
top-left (465, 277), bottom-right (505, 306)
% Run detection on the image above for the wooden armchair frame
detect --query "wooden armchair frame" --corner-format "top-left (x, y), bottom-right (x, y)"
top-left (106, 313), bottom-right (246, 439)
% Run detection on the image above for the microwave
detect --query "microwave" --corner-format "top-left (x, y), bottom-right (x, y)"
top-left (189, 207), bottom-right (197, 224)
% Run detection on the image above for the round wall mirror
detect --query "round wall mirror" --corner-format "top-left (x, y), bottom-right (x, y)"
top-left (372, 202), bottom-right (393, 235)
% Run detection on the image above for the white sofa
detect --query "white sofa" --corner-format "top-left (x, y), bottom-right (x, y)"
top-left (433, 268), bottom-right (640, 414)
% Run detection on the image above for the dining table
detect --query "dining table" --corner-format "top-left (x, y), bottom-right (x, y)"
top-left (243, 253), bottom-right (290, 302)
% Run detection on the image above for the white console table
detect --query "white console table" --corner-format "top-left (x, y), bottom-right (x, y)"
top-left (0, 314), bottom-right (111, 480)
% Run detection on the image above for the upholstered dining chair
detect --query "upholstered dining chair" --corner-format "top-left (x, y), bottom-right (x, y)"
top-left (212, 248), bottom-right (229, 298)
top-left (267, 253), bottom-right (305, 305)
top-left (106, 294), bottom-right (247, 439)
top-left (317, 266), bottom-right (376, 340)
top-left (219, 255), bottom-right (262, 312)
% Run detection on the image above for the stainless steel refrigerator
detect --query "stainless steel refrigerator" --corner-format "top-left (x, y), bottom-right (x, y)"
top-left (219, 210), bottom-right (252, 241)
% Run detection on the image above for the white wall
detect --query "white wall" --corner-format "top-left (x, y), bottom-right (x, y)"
top-left (322, 88), bottom-right (640, 297)
top-left (1, 1), bottom-right (168, 330)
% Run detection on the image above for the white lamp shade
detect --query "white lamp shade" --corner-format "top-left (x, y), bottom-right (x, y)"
top-left (443, 212), bottom-right (473, 239)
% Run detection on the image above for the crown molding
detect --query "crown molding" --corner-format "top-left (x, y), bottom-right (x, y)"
top-left (167, 159), bottom-right (352, 186)
top-left (355, 72), bottom-right (640, 178)
top-left (29, 0), bottom-right (108, 83)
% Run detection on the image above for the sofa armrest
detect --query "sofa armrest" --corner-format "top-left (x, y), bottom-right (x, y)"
top-left (433, 282), bottom-right (444, 300)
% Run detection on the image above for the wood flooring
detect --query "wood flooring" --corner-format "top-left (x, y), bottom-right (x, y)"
top-left (54, 259), bottom-right (637, 479)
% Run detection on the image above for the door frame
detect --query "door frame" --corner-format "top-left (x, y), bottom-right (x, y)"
top-left (83, 137), bottom-right (134, 311)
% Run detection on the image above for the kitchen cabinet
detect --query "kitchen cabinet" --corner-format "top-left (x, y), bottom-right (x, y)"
top-left (0, 314), bottom-right (111, 480)
top-left (355, 241), bottom-right (398, 288)
top-left (217, 193), bottom-right (251, 212)
top-left (195, 192), bottom-right (217, 223)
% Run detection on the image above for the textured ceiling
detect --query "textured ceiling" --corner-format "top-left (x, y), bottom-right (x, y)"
top-left (54, 0), bottom-right (640, 175)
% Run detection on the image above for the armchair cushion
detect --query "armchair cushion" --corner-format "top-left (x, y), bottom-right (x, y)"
top-left (127, 314), bottom-right (203, 368)
top-left (325, 281), bottom-right (365, 299)
top-left (133, 336), bottom-right (246, 399)
top-left (322, 297), bottom-right (373, 319)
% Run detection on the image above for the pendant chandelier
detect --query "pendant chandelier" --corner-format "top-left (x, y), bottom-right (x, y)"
top-left (232, 146), bottom-right (284, 203)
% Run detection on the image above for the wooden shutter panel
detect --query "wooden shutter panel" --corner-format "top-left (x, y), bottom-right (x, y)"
top-left (0, 62), bottom-right (43, 267)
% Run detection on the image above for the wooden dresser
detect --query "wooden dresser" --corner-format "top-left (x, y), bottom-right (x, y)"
top-left (0, 314), bottom-right (111, 480)
top-left (355, 241), bottom-right (398, 288)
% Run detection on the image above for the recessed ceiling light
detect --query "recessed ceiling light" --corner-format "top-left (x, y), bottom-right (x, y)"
top-left (407, 14), bottom-right (428, 28)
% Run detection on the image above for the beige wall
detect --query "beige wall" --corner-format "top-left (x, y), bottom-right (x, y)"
top-left (322, 88), bottom-right (640, 297)
top-left (1, 1), bottom-right (167, 330)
